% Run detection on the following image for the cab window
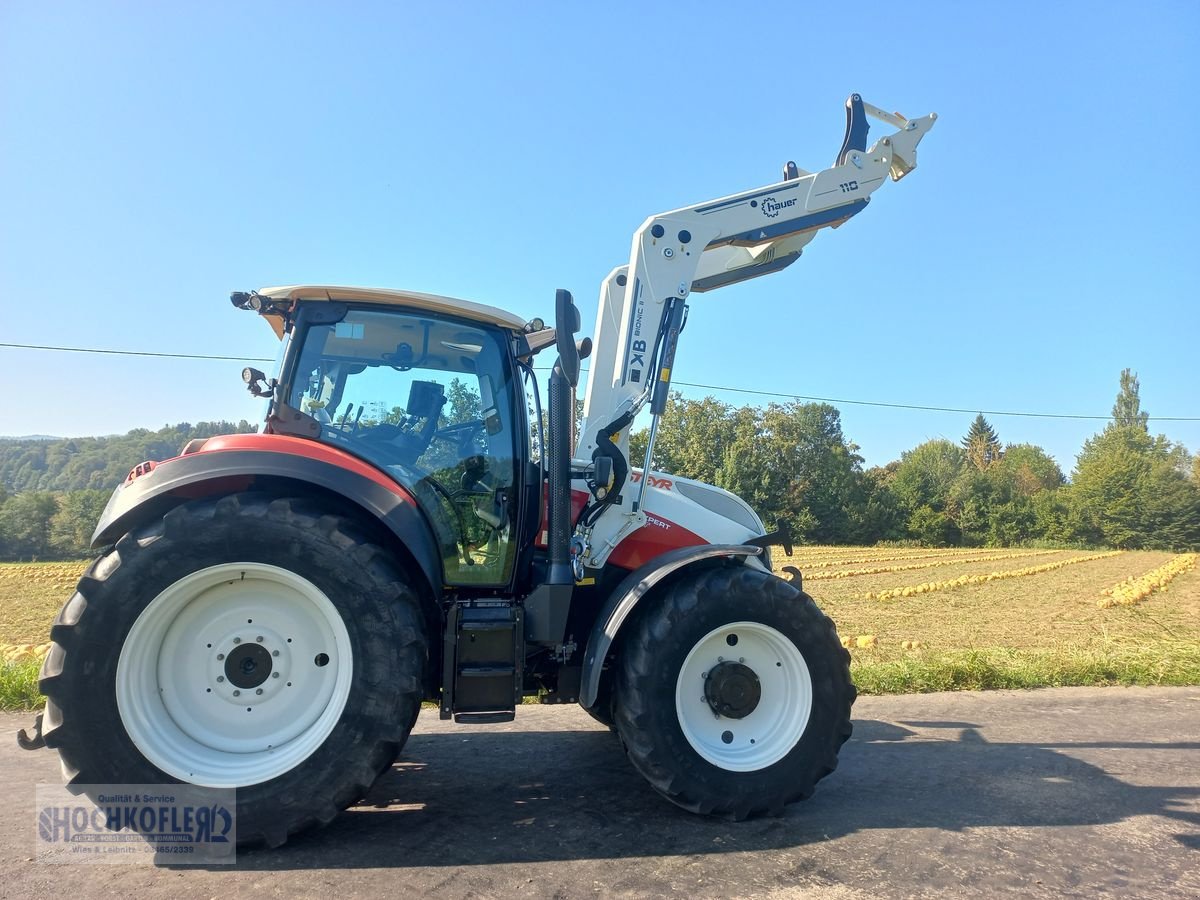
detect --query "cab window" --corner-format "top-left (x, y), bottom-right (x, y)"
top-left (287, 307), bottom-right (518, 586)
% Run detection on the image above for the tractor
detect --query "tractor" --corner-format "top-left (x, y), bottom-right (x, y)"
top-left (27, 95), bottom-right (936, 847)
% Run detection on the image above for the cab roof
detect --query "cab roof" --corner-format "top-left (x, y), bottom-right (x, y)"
top-left (256, 285), bottom-right (528, 339)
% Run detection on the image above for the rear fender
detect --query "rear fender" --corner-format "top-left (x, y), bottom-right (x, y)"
top-left (578, 544), bottom-right (762, 709)
top-left (92, 448), bottom-right (443, 598)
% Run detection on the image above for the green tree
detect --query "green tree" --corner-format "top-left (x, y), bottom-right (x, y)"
top-left (50, 489), bottom-right (111, 557)
top-left (892, 440), bottom-right (965, 545)
top-left (1070, 426), bottom-right (1200, 549)
top-left (930, 443), bottom-right (1060, 547)
top-left (716, 402), bottom-right (863, 543)
top-left (1070, 427), bottom-right (1153, 548)
top-left (1166, 442), bottom-right (1193, 479)
top-left (846, 466), bottom-right (905, 544)
top-left (948, 468), bottom-right (999, 545)
top-left (632, 393), bottom-right (740, 485)
top-left (985, 495), bottom-right (1037, 546)
top-left (906, 504), bottom-right (959, 546)
top-left (0, 421), bottom-right (257, 492)
top-left (962, 414), bottom-right (1003, 471)
top-left (0, 492), bottom-right (59, 559)
top-left (632, 397), bottom-right (871, 543)
top-left (955, 443), bottom-right (1066, 547)
top-left (1140, 464), bottom-right (1200, 549)
top-left (998, 444), bottom-right (1064, 496)
top-left (1028, 485), bottom-right (1111, 548)
top-left (892, 439), bottom-right (964, 510)
top-left (1111, 368), bottom-right (1149, 431)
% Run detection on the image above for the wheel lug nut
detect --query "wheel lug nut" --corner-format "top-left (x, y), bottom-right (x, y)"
top-left (232, 689), bottom-right (241, 697)
top-left (272, 672), bottom-right (280, 678)
top-left (216, 653), bottom-right (225, 661)
top-left (739, 657), bottom-right (745, 663)
top-left (216, 676), bottom-right (225, 683)
top-left (272, 650), bottom-right (280, 657)
top-left (233, 637), bottom-right (241, 644)
top-left (256, 636), bottom-right (264, 643)
top-left (255, 688), bottom-right (263, 695)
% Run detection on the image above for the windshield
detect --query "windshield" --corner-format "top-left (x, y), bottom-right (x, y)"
top-left (287, 307), bottom-right (519, 586)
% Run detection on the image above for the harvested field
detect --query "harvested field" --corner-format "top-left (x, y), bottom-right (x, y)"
top-left (771, 546), bottom-right (1200, 693)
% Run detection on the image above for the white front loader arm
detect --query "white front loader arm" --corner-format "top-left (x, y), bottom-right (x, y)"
top-left (575, 95), bottom-right (936, 568)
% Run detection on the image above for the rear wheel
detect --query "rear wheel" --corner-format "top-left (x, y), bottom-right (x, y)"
top-left (39, 493), bottom-right (427, 847)
top-left (613, 564), bottom-right (854, 818)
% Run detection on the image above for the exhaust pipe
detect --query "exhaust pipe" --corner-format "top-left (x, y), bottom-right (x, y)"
top-left (525, 289), bottom-right (581, 645)
top-left (546, 359), bottom-right (575, 589)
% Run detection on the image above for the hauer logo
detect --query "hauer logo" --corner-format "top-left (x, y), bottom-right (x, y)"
top-left (761, 196), bottom-right (797, 219)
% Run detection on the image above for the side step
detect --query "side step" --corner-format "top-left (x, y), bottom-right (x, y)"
top-left (441, 604), bottom-right (524, 723)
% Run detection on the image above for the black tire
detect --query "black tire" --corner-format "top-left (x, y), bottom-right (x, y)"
top-left (613, 563), bottom-right (854, 819)
top-left (39, 493), bottom-right (427, 848)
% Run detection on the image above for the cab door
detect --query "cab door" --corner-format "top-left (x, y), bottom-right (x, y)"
top-left (286, 305), bottom-right (522, 586)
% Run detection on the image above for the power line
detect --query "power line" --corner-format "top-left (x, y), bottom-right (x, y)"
top-left (667, 380), bottom-right (1200, 422)
top-left (0, 342), bottom-right (273, 363)
top-left (3, 340), bottom-right (1197, 422)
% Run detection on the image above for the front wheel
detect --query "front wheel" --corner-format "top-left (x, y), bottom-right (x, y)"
top-left (613, 564), bottom-right (854, 818)
top-left (39, 494), bottom-right (427, 847)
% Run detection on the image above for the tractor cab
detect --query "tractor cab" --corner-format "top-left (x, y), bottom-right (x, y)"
top-left (236, 286), bottom-right (549, 588)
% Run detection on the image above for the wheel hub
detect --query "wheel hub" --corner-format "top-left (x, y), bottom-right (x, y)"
top-left (704, 661), bottom-right (761, 719)
top-left (206, 625), bottom-right (295, 707)
top-left (225, 643), bottom-right (273, 689)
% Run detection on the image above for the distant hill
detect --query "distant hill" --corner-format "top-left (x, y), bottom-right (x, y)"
top-left (0, 435), bottom-right (61, 442)
top-left (0, 421), bottom-right (258, 493)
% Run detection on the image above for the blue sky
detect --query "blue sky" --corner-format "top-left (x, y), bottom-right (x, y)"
top-left (1, 2), bottom-right (1197, 472)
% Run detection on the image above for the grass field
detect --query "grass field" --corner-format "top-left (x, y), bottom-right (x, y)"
top-left (1, 548), bottom-right (1197, 709)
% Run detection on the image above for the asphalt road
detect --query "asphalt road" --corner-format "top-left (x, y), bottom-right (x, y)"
top-left (2, 686), bottom-right (1198, 898)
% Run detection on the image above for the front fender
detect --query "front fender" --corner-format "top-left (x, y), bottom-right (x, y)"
top-left (578, 544), bottom-right (762, 709)
top-left (92, 445), bottom-right (443, 597)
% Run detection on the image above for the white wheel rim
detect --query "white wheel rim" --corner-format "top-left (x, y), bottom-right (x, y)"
top-left (116, 563), bottom-right (353, 787)
top-left (675, 621), bottom-right (812, 772)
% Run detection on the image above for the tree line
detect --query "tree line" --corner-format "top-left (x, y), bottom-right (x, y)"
top-left (629, 369), bottom-right (1199, 551)
top-left (0, 371), bottom-right (1196, 560)
top-left (0, 421), bottom-right (257, 559)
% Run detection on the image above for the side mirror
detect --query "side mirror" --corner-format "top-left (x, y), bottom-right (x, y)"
top-left (555, 289), bottom-right (581, 388)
